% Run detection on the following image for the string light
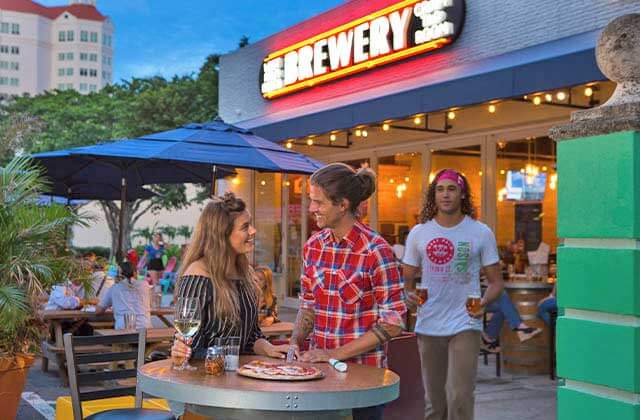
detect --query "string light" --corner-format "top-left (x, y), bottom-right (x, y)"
top-left (355, 129), bottom-right (362, 137)
top-left (260, 180), bottom-right (266, 186)
top-left (285, 142), bottom-right (293, 149)
top-left (232, 177), bottom-right (240, 185)
top-left (330, 133), bottom-right (337, 142)
top-left (382, 123), bottom-right (390, 131)
top-left (545, 94), bottom-right (553, 102)
top-left (556, 91), bottom-right (567, 101)
top-left (533, 96), bottom-right (542, 105)
top-left (413, 115), bottom-right (422, 125)
top-left (306, 138), bottom-right (314, 146)
top-left (447, 111), bottom-right (456, 120)
top-left (389, 178), bottom-right (395, 184)
top-left (404, 177), bottom-right (410, 182)
top-left (478, 171), bottom-right (483, 176)
top-left (488, 104), bottom-right (496, 114)
top-left (284, 181), bottom-right (291, 187)
top-left (362, 129), bottom-right (368, 137)
top-left (500, 169), bottom-right (506, 175)
top-left (584, 87), bottom-right (594, 97)
top-left (542, 166), bottom-right (548, 171)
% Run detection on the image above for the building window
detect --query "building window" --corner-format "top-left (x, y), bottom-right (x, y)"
top-left (66, 83), bottom-right (73, 89)
top-left (58, 83), bottom-right (65, 90)
top-left (90, 32), bottom-right (98, 43)
top-left (89, 53), bottom-right (97, 62)
top-left (66, 52), bottom-right (73, 60)
top-left (102, 34), bottom-right (112, 47)
top-left (0, 61), bottom-right (7, 69)
top-left (0, 23), bottom-right (9, 33)
top-left (89, 84), bottom-right (97, 92)
top-left (58, 31), bottom-right (65, 42)
top-left (80, 31), bottom-right (88, 42)
top-left (89, 69), bottom-right (97, 77)
top-left (67, 30), bottom-right (74, 41)
top-left (58, 68), bottom-right (65, 76)
top-left (11, 23), bottom-right (19, 35)
top-left (58, 52), bottom-right (65, 61)
top-left (10, 62), bottom-right (18, 70)
top-left (79, 83), bottom-right (88, 91)
top-left (80, 53), bottom-right (88, 61)
top-left (0, 77), bottom-right (8, 85)
top-left (9, 78), bottom-right (18, 86)
top-left (66, 68), bottom-right (73, 76)
top-left (80, 68), bottom-right (87, 76)
top-left (10, 46), bottom-right (19, 55)
top-left (0, 45), bottom-right (7, 53)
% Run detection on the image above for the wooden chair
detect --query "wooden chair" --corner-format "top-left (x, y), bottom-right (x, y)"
top-left (383, 332), bottom-right (425, 419)
top-left (63, 329), bottom-right (174, 420)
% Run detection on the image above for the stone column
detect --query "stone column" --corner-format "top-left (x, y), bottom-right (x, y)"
top-left (549, 14), bottom-right (640, 419)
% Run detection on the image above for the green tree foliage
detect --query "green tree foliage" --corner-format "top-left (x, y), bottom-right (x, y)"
top-left (0, 50), bottom-right (230, 256)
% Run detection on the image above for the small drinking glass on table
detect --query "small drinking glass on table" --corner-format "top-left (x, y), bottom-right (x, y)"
top-left (172, 297), bottom-right (201, 371)
top-left (224, 336), bottom-right (240, 371)
top-left (123, 313), bottom-right (136, 330)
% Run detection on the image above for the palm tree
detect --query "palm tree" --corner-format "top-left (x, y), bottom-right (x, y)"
top-left (158, 225), bottom-right (177, 243)
top-left (0, 156), bottom-right (87, 357)
top-left (132, 223), bottom-right (157, 245)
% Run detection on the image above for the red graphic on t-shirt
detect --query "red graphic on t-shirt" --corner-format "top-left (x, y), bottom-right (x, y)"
top-left (426, 238), bottom-right (455, 265)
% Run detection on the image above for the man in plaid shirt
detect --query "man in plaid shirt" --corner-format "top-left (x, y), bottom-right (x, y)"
top-left (288, 163), bottom-right (406, 420)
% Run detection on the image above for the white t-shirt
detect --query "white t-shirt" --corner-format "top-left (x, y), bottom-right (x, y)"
top-left (403, 216), bottom-right (499, 336)
top-left (99, 279), bottom-right (152, 330)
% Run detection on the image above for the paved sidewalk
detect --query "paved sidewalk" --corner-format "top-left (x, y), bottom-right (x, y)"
top-left (18, 305), bottom-right (557, 419)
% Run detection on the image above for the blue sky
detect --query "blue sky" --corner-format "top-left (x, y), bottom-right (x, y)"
top-left (38, 0), bottom-right (343, 82)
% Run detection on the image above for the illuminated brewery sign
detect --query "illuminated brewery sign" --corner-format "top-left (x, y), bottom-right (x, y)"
top-left (261, 0), bottom-right (465, 99)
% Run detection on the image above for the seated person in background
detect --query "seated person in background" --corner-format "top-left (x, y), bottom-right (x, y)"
top-left (255, 266), bottom-right (279, 327)
top-left (96, 261), bottom-right (151, 330)
top-left (482, 291), bottom-right (543, 353)
top-left (45, 277), bottom-right (85, 310)
top-left (537, 283), bottom-right (557, 325)
top-left (83, 253), bottom-right (112, 302)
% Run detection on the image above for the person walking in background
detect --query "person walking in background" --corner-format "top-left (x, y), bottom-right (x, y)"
top-left (287, 163), bottom-right (406, 420)
top-left (403, 168), bottom-right (504, 420)
top-left (144, 232), bottom-right (166, 286)
top-left (95, 261), bottom-right (151, 330)
top-left (254, 266), bottom-right (279, 327)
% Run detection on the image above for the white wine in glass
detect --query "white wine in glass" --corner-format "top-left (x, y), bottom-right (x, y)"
top-left (173, 297), bottom-right (201, 371)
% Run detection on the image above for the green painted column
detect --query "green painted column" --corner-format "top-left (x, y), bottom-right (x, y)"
top-left (549, 14), bottom-right (640, 420)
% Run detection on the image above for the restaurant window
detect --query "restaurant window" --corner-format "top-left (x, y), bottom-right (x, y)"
top-left (80, 30), bottom-right (88, 42)
top-left (430, 145), bottom-right (483, 220)
top-left (254, 172), bottom-right (283, 277)
top-left (285, 174), bottom-right (307, 299)
top-left (496, 137), bottom-right (557, 278)
top-left (377, 152), bottom-right (422, 251)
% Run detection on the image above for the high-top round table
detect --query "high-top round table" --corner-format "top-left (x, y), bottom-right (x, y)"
top-left (138, 356), bottom-right (400, 420)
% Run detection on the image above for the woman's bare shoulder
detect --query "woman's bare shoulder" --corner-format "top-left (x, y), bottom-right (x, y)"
top-left (182, 260), bottom-right (210, 278)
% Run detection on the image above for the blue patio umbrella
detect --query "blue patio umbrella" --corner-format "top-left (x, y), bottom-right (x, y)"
top-left (36, 195), bottom-right (88, 206)
top-left (32, 117), bottom-right (324, 257)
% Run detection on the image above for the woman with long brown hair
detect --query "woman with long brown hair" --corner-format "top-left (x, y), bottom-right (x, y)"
top-left (170, 192), bottom-right (287, 362)
top-left (254, 266), bottom-right (279, 327)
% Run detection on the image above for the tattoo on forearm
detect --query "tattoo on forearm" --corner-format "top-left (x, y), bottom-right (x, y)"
top-left (371, 323), bottom-right (393, 344)
top-left (291, 308), bottom-right (314, 347)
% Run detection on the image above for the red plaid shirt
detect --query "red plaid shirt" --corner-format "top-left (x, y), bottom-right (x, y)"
top-left (300, 221), bottom-right (406, 367)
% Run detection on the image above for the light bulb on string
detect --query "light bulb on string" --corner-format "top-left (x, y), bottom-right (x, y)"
top-left (330, 133), bottom-right (337, 142)
top-left (447, 111), bottom-right (456, 120)
top-left (382, 123), bottom-right (390, 131)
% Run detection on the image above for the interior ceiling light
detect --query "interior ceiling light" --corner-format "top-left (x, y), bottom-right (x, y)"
top-left (285, 141), bottom-right (293, 149)
top-left (545, 93), bottom-right (553, 102)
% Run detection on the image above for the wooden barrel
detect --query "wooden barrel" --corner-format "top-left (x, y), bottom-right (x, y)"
top-left (500, 282), bottom-right (553, 375)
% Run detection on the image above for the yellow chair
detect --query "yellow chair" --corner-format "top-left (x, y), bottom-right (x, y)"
top-left (55, 396), bottom-right (169, 420)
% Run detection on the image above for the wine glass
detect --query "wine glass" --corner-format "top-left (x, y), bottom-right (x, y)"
top-left (173, 297), bottom-right (201, 371)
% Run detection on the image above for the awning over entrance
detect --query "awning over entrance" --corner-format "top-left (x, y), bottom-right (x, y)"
top-left (248, 30), bottom-right (605, 142)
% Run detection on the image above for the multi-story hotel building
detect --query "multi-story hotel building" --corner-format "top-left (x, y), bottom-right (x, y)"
top-left (0, 0), bottom-right (113, 97)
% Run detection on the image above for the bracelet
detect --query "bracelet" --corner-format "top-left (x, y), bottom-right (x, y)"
top-left (372, 323), bottom-right (392, 343)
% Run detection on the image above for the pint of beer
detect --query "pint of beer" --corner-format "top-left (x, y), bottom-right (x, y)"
top-left (416, 283), bottom-right (428, 306)
top-left (466, 294), bottom-right (482, 313)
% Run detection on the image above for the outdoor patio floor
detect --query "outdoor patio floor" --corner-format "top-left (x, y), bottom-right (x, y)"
top-left (18, 303), bottom-right (557, 419)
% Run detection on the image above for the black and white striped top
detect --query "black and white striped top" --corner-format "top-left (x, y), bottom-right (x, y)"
top-left (175, 275), bottom-right (265, 359)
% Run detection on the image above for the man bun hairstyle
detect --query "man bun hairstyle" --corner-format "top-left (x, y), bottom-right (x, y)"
top-left (310, 163), bottom-right (376, 215)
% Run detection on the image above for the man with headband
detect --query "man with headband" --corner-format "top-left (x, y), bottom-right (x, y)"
top-left (402, 168), bottom-right (503, 420)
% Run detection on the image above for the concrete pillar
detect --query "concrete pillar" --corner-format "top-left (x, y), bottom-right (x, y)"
top-left (549, 14), bottom-right (640, 419)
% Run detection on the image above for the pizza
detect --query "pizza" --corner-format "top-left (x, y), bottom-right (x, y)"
top-left (237, 360), bottom-right (324, 381)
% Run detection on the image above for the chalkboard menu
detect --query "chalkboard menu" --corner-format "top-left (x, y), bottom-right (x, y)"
top-left (515, 203), bottom-right (542, 251)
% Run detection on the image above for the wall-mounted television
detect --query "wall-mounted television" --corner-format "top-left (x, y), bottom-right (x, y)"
top-left (505, 170), bottom-right (547, 201)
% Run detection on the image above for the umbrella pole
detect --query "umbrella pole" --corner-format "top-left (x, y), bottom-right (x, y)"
top-left (211, 165), bottom-right (217, 197)
top-left (116, 176), bottom-right (127, 262)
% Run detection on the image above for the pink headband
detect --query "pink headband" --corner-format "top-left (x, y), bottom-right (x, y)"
top-left (435, 169), bottom-right (466, 192)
